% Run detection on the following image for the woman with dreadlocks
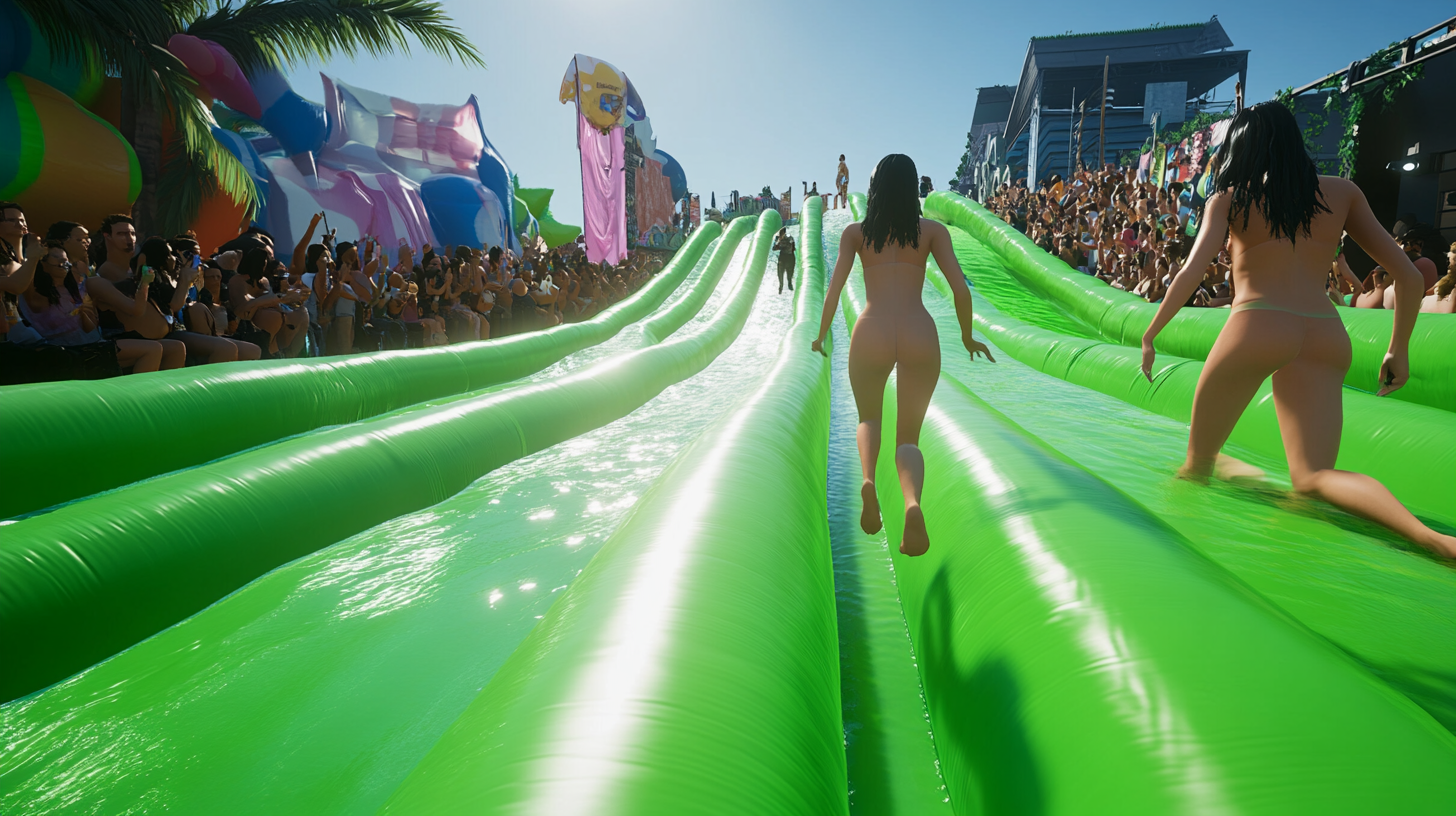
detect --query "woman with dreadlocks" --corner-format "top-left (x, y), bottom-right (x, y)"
top-left (1142, 102), bottom-right (1453, 558)
top-left (812, 154), bottom-right (995, 556)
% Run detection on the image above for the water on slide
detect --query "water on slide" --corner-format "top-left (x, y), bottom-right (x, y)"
top-left (0, 236), bottom-right (794, 816)
top-left (920, 224), bottom-right (1456, 738)
top-left (4, 206), bottom-right (1451, 815)
top-left (821, 207), bottom-right (954, 814)
top-left (829, 200), bottom-right (1455, 743)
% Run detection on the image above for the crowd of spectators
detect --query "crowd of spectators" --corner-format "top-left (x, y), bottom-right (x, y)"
top-left (983, 164), bottom-right (1455, 314)
top-left (0, 202), bottom-right (668, 383)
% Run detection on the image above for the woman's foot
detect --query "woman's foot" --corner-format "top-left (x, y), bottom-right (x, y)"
top-left (860, 480), bottom-right (882, 535)
top-left (1417, 531), bottom-right (1456, 560)
top-left (1213, 453), bottom-right (1266, 483)
top-left (900, 505), bottom-right (929, 556)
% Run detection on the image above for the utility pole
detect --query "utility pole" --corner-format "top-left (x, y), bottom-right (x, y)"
top-left (1068, 86), bottom-right (1075, 179)
top-left (1097, 55), bottom-right (1109, 169)
top-left (1075, 99), bottom-right (1087, 172)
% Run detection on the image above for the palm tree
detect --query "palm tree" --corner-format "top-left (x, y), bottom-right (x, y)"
top-left (16, 0), bottom-right (483, 237)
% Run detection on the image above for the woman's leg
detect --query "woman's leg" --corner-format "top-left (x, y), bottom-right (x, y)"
top-left (280, 309), bottom-right (308, 357)
top-left (115, 338), bottom-right (163, 373)
top-left (231, 338), bottom-right (262, 361)
top-left (158, 338), bottom-right (188, 370)
top-left (325, 317), bottom-right (348, 355)
top-left (1273, 318), bottom-right (1456, 557)
top-left (893, 314), bottom-right (942, 556)
top-left (184, 303), bottom-right (214, 335)
top-left (848, 316), bottom-right (895, 534)
top-left (1181, 311), bottom-right (1299, 479)
top-left (327, 317), bottom-right (355, 355)
top-left (176, 331), bottom-right (239, 364)
top-left (252, 308), bottom-right (284, 355)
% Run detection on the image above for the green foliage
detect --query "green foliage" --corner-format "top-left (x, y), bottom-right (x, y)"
top-left (187, 0), bottom-right (484, 75)
top-left (16, 0), bottom-right (259, 235)
top-left (211, 102), bottom-right (269, 135)
top-left (1159, 110), bottom-right (1232, 146)
top-left (1032, 21), bottom-right (1202, 41)
top-left (1275, 40), bottom-right (1426, 178)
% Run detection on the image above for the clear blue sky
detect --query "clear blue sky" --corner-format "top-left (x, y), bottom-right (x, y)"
top-left (288, 0), bottom-right (1451, 226)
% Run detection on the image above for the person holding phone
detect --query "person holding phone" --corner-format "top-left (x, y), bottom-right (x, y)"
top-left (146, 235), bottom-right (258, 363)
top-left (229, 247), bottom-right (306, 357)
top-left (87, 245), bottom-right (186, 370)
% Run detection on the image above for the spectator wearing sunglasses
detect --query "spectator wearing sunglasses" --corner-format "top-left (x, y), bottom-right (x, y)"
top-left (20, 239), bottom-right (165, 372)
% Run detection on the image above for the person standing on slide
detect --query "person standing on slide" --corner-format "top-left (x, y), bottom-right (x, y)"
top-left (1142, 102), bottom-right (1455, 558)
top-left (835, 154), bottom-right (849, 210)
top-left (812, 154), bottom-right (995, 556)
top-left (774, 228), bottom-right (796, 293)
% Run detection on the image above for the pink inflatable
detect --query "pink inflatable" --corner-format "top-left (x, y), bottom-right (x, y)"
top-left (166, 34), bottom-right (262, 119)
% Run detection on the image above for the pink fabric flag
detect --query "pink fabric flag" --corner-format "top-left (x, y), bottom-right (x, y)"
top-left (578, 112), bottom-right (627, 264)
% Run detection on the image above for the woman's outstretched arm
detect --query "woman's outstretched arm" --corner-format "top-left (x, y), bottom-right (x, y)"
top-left (1142, 192), bottom-right (1230, 380)
top-left (927, 221), bottom-right (994, 362)
top-left (812, 224), bottom-right (858, 355)
top-left (1342, 180), bottom-right (1422, 394)
top-left (290, 213), bottom-right (322, 276)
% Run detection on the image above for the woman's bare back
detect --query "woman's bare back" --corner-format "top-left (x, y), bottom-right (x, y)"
top-left (844, 220), bottom-right (941, 435)
top-left (1226, 176), bottom-right (1360, 315)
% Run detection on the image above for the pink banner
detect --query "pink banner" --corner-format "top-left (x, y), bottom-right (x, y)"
top-left (578, 112), bottom-right (627, 264)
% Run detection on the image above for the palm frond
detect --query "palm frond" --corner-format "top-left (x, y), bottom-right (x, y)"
top-left (212, 103), bottom-right (270, 135)
top-left (158, 94), bottom-right (261, 237)
top-left (15, 0), bottom-right (220, 136)
top-left (186, 0), bottom-right (485, 75)
top-left (13, 0), bottom-right (181, 69)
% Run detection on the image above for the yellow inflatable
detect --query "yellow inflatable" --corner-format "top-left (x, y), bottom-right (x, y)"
top-left (0, 73), bottom-right (139, 233)
top-left (559, 53), bottom-right (626, 133)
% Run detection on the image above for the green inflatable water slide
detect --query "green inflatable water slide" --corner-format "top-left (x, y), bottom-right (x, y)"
top-left (0, 193), bottom-right (1451, 815)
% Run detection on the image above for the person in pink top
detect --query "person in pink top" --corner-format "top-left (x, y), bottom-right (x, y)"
top-left (20, 241), bottom-right (164, 372)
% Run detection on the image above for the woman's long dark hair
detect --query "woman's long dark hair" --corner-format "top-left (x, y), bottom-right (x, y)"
top-left (34, 241), bottom-right (81, 305)
top-left (862, 154), bottom-right (921, 252)
top-left (306, 243), bottom-right (329, 273)
top-left (1211, 102), bottom-right (1330, 243)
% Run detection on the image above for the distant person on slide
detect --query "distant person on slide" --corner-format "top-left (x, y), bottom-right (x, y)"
top-left (812, 154), bottom-right (995, 556)
top-left (834, 154), bottom-right (849, 210)
top-left (1141, 102), bottom-right (1455, 558)
top-left (774, 228), bottom-right (796, 294)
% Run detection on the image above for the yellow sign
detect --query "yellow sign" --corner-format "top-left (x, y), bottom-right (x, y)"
top-left (560, 53), bottom-right (627, 133)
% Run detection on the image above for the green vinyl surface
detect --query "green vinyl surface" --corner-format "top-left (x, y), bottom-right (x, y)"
top-left (844, 201), bottom-right (1456, 739)
top-left (0, 218), bottom-right (766, 703)
top-left (923, 191), bottom-right (1456, 413)
top-left (929, 229), bottom-right (1454, 526)
top-left (641, 212), bottom-right (765, 342)
top-left (821, 207), bottom-right (953, 815)
top-left (0, 221), bottom-right (722, 520)
top-left (827, 223), bottom-right (1456, 814)
top-left (0, 222), bottom-right (791, 815)
top-left (0, 187), bottom-right (1449, 816)
top-left (381, 197), bottom-right (840, 816)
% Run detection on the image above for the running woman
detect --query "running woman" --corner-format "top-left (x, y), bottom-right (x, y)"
top-left (812, 154), bottom-right (995, 556)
